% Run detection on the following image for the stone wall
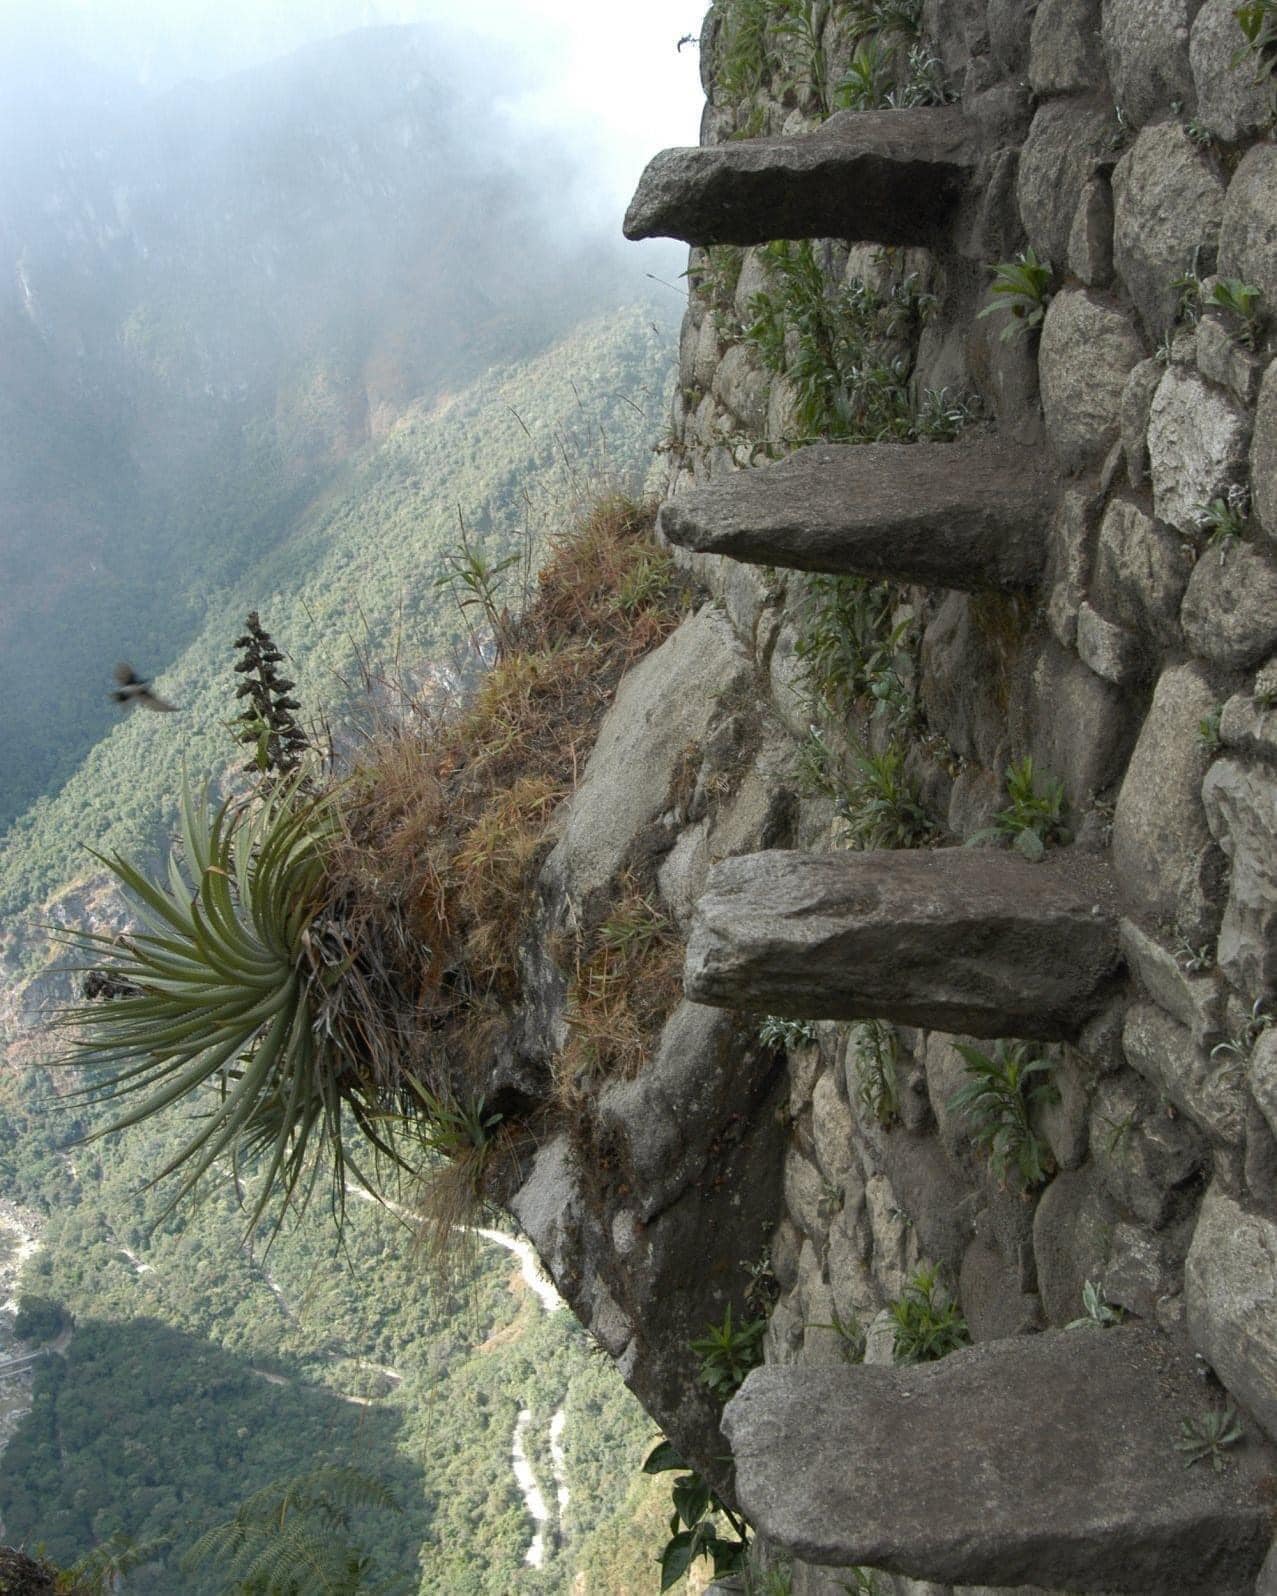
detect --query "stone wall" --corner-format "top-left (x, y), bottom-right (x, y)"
top-left (623, 2), bottom-right (1277, 1592)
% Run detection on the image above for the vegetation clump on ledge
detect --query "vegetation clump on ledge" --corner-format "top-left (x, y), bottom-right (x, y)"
top-left (53, 495), bottom-right (687, 1241)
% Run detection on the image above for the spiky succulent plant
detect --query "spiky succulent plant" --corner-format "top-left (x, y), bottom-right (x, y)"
top-left (57, 771), bottom-right (400, 1235)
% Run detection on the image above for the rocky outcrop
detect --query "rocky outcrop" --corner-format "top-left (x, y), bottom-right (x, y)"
top-left (725, 1330), bottom-right (1275, 1592)
top-left (623, 108), bottom-right (979, 248)
top-left (685, 848), bottom-right (1120, 1039)
top-left (657, 439), bottom-right (1054, 591)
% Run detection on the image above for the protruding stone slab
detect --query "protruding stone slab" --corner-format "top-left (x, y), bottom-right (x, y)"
top-left (685, 848), bottom-right (1120, 1039)
top-left (657, 440), bottom-right (1053, 592)
top-left (723, 1330), bottom-right (1275, 1593)
top-left (623, 108), bottom-right (978, 248)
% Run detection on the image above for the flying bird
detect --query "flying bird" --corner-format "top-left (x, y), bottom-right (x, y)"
top-left (110, 663), bottom-right (179, 713)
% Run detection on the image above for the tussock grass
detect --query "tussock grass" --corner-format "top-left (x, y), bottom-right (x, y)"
top-left (557, 880), bottom-right (683, 1108)
top-left (333, 495), bottom-right (686, 1103)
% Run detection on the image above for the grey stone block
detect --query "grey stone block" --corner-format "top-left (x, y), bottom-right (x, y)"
top-left (1123, 999), bottom-right (1244, 1146)
top-left (1191, 0), bottom-right (1277, 143)
top-left (1147, 366), bottom-right (1251, 536)
top-left (723, 1330), bottom-right (1274, 1591)
top-left (1181, 540), bottom-right (1277, 670)
top-left (685, 847), bottom-right (1121, 1040)
top-left (1112, 123), bottom-right (1226, 339)
top-left (1219, 145), bottom-right (1277, 308)
top-left (1102, 0), bottom-right (1199, 126)
top-left (1093, 495), bottom-right (1193, 647)
top-left (1039, 289), bottom-right (1143, 474)
top-left (1186, 1182), bottom-right (1277, 1443)
top-left (624, 108), bottom-right (979, 249)
top-left (1112, 660), bottom-right (1223, 943)
top-left (656, 439), bottom-right (1054, 592)
top-left (1202, 757), bottom-right (1277, 996)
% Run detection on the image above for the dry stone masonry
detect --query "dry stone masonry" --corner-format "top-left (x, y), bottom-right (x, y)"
top-left (499, 2), bottom-right (1277, 1592)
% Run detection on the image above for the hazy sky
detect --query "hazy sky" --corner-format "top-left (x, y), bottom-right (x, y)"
top-left (0, 0), bottom-right (708, 214)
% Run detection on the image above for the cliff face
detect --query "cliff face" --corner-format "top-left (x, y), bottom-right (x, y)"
top-left (489, 3), bottom-right (1277, 1592)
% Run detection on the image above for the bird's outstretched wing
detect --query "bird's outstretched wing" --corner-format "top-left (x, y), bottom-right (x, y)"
top-left (109, 662), bottom-right (180, 712)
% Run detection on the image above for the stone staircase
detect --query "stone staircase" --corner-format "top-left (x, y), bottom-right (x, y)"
top-left (626, 96), bottom-right (1276, 1596)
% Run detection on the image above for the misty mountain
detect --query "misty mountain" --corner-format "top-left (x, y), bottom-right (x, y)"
top-left (0, 23), bottom-right (670, 832)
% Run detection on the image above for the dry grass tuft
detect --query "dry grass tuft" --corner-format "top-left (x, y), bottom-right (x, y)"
top-left (556, 879), bottom-right (683, 1108)
top-left (332, 494), bottom-right (686, 1122)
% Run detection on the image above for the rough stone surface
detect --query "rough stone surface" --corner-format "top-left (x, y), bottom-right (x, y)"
top-left (685, 847), bottom-right (1120, 1040)
top-left (543, 604), bottom-right (753, 915)
top-left (1186, 1182), bottom-right (1277, 1442)
top-left (1181, 541), bottom-right (1277, 669)
top-left (657, 439), bottom-right (1053, 591)
top-left (1219, 144), bottom-right (1277, 307)
top-left (1254, 359), bottom-right (1277, 544)
top-left (1119, 918), bottom-right (1224, 1046)
top-left (1029, 0), bottom-right (1106, 96)
top-left (921, 592), bottom-right (1015, 766)
top-left (724, 1331), bottom-right (1274, 1591)
top-left (1039, 290), bottom-right (1144, 474)
top-left (1197, 312), bottom-right (1264, 406)
top-left (1033, 1167), bottom-right (1119, 1324)
top-left (623, 108), bottom-right (979, 249)
top-left (1016, 637), bottom-right (1138, 807)
top-left (1076, 601), bottom-right (1144, 685)
top-left (1191, 0), bottom-right (1276, 142)
top-left (1093, 495), bottom-right (1193, 646)
top-left (1112, 124), bottom-right (1226, 339)
top-left (1102, 0), bottom-right (1198, 126)
top-left (1045, 487), bottom-right (1096, 648)
top-left (1017, 100), bottom-right (1116, 271)
top-left (959, 1239), bottom-right (1045, 1341)
top-left (1113, 663), bottom-right (1224, 942)
top-left (1202, 757), bottom-right (1277, 995)
top-left (1119, 359), bottom-right (1164, 489)
top-left (1147, 366), bottom-right (1252, 535)
top-left (1105, 1215), bottom-right (1196, 1320)
top-left (713, 343), bottom-right (770, 434)
top-left (1066, 174), bottom-right (1113, 288)
top-left (1089, 1071), bottom-right (1209, 1228)
top-left (1123, 999), bottom-right (1245, 1145)
top-left (1252, 1031), bottom-right (1277, 1144)
top-left (1220, 681), bottom-right (1277, 762)
top-left (597, 1002), bottom-right (780, 1222)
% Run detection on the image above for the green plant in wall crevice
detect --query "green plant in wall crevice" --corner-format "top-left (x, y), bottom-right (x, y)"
top-left (968, 756), bottom-right (1070, 861)
top-left (977, 249), bottom-right (1053, 344)
top-left (692, 1304), bottom-right (768, 1398)
top-left (948, 1041), bottom-right (1058, 1190)
top-left (889, 1264), bottom-right (969, 1364)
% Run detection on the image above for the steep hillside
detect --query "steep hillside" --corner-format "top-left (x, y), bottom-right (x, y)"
top-left (0, 22), bottom-right (672, 832)
top-left (0, 299), bottom-right (676, 936)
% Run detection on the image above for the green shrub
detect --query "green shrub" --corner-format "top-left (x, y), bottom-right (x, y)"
top-left (948, 1042), bottom-right (1057, 1189)
top-left (691, 1304), bottom-right (768, 1398)
top-left (969, 756), bottom-right (1069, 861)
top-left (889, 1265), bottom-right (969, 1364)
top-left (977, 249), bottom-right (1053, 343)
top-left (643, 1439), bottom-right (751, 1592)
top-left (838, 743), bottom-right (936, 849)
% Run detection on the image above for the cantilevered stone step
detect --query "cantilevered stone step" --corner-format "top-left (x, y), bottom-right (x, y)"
top-left (657, 439), bottom-right (1053, 592)
top-left (684, 848), bottom-right (1119, 1039)
top-left (623, 108), bottom-right (978, 249)
top-left (722, 1329), bottom-right (1275, 1594)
